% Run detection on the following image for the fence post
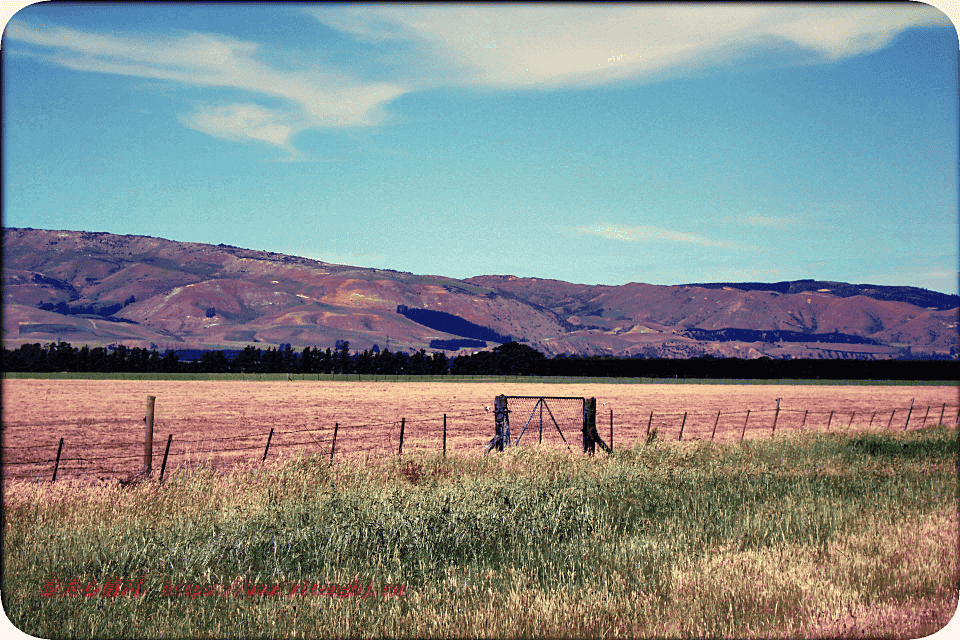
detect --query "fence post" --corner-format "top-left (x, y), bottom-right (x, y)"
top-left (646, 411), bottom-right (654, 437)
top-left (330, 423), bottom-right (338, 463)
top-left (610, 409), bottom-right (613, 452)
top-left (801, 410), bottom-right (808, 430)
top-left (582, 398), bottom-right (597, 454)
top-left (869, 411), bottom-right (876, 428)
top-left (398, 418), bottom-right (405, 456)
top-left (847, 412), bottom-right (855, 430)
top-left (144, 396), bottom-right (156, 475)
top-left (677, 412), bottom-right (687, 441)
top-left (920, 405), bottom-right (930, 429)
top-left (443, 414), bottom-right (447, 457)
top-left (711, 411), bottom-right (721, 441)
top-left (939, 403), bottom-right (946, 426)
top-left (887, 409), bottom-right (896, 430)
top-left (826, 411), bottom-right (834, 431)
top-left (262, 428), bottom-right (274, 462)
top-left (159, 434), bottom-right (173, 483)
top-left (52, 437), bottom-right (64, 482)
top-left (771, 398), bottom-right (781, 437)
top-left (904, 399), bottom-right (914, 431)
top-left (740, 410), bottom-right (750, 442)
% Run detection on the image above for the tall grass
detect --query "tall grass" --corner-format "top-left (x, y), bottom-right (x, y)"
top-left (3, 426), bottom-right (957, 638)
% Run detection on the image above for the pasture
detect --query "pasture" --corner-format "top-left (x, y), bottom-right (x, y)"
top-left (1, 379), bottom-right (956, 482)
top-left (1, 380), bottom-right (958, 638)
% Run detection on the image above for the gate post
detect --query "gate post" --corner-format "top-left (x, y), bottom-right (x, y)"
top-left (487, 395), bottom-right (511, 452)
top-left (582, 398), bottom-right (610, 455)
top-left (583, 397), bottom-right (597, 454)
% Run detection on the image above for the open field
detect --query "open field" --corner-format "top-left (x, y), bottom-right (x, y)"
top-left (2, 379), bottom-right (957, 483)
top-left (2, 426), bottom-right (957, 639)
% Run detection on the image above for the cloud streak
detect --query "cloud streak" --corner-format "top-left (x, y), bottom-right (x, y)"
top-left (6, 5), bottom-right (949, 153)
top-left (576, 223), bottom-right (734, 248)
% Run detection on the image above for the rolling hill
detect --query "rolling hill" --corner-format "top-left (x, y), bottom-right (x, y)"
top-left (4, 228), bottom-right (957, 360)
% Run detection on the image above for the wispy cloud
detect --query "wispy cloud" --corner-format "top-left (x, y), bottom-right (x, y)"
top-left (6, 5), bottom-right (949, 153)
top-left (5, 20), bottom-right (408, 156)
top-left (307, 4), bottom-right (950, 89)
top-left (576, 223), bottom-right (733, 248)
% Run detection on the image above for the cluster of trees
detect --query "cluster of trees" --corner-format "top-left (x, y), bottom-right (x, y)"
top-left (0, 341), bottom-right (449, 375)
top-left (2, 340), bottom-right (955, 380)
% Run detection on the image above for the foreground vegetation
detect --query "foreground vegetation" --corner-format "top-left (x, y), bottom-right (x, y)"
top-left (3, 426), bottom-right (957, 639)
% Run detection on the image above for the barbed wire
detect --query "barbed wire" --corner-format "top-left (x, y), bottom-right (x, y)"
top-left (4, 402), bottom-right (957, 481)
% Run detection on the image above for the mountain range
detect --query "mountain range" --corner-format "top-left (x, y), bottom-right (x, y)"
top-left (4, 228), bottom-right (957, 360)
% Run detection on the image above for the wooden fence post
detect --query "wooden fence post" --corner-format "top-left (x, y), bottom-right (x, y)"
top-left (801, 410), bottom-right (808, 430)
top-left (771, 398), bottom-right (781, 437)
top-left (52, 437), bottom-right (64, 482)
top-left (711, 411), bottom-right (721, 441)
top-left (582, 398), bottom-right (597, 453)
top-left (903, 399), bottom-right (914, 431)
top-left (887, 409), bottom-right (896, 430)
top-left (740, 410), bottom-right (750, 442)
top-left (443, 414), bottom-right (447, 457)
top-left (144, 396), bottom-right (156, 475)
top-left (330, 423), bottom-right (338, 463)
top-left (646, 411), bottom-right (654, 437)
top-left (869, 411), bottom-right (876, 428)
top-left (847, 412), bottom-right (855, 430)
top-left (159, 434), bottom-right (173, 483)
top-left (398, 418), bottom-right (405, 456)
top-left (262, 428), bottom-right (274, 462)
top-left (610, 409), bottom-right (613, 452)
top-left (920, 405), bottom-right (930, 429)
top-left (938, 403), bottom-right (946, 426)
top-left (677, 412), bottom-right (687, 441)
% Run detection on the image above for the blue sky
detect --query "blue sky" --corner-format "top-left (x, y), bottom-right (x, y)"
top-left (3, 2), bottom-right (958, 294)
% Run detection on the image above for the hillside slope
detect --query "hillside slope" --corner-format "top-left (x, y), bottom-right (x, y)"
top-left (4, 228), bottom-right (957, 359)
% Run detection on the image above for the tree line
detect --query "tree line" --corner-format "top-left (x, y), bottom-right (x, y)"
top-left (1, 340), bottom-right (955, 380)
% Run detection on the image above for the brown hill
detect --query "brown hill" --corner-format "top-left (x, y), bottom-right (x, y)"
top-left (4, 228), bottom-right (957, 360)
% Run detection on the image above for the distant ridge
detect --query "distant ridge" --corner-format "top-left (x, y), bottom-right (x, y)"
top-left (686, 280), bottom-right (958, 311)
top-left (4, 227), bottom-right (957, 360)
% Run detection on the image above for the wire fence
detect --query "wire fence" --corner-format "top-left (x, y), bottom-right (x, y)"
top-left (3, 401), bottom-right (958, 484)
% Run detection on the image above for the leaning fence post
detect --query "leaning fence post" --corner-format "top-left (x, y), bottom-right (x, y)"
top-left (938, 403), bottom-right (946, 426)
top-left (443, 414), bottom-right (447, 457)
top-left (904, 399), bottom-right (914, 431)
top-left (330, 423), bottom-right (339, 463)
top-left (711, 411), bottom-right (721, 441)
top-left (847, 411), bottom-right (855, 430)
top-left (144, 396), bottom-right (156, 475)
top-left (677, 412), bottom-right (687, 441)
top-left (826, 411), bottom-right (834, 431)
top-left (740, 410), bottom-right (750, 442)
top-left (52, 437), bottom-right (64, 482)
top-left (771, 398), bottom-right (781, 437)
top-left (887, 409), bottom-right (896, 430)
top-left (262, 428), bottom-right (274, 462)
top-left (646, 411), bottom-right (654, 437)
top-left (159, 434), bottom-right (173, 483)
top-left (398, 418), bottom-right (405, 456)
top-left (920, 405), bottom-right (930, 429)
top-left (801, 410), bottom-right (808, 430)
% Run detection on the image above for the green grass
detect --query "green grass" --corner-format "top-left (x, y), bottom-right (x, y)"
top-left (3, 371), bottom-right (958, 385)
top-left (3, 426), bottom-right (958, 638)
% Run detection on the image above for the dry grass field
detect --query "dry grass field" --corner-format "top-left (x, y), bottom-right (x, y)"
top-left (2, 379), bottom-right (956, 483)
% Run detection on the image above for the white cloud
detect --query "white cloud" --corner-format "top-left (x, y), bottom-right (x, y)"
top-left (5, 20), bottom-right (408, 155)
top-left (576, 223), bottom-right (732, 248)
top-left (5, 4), bottom-right (950, 152)
top-left (306, 4), bottom-right (951, 89)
